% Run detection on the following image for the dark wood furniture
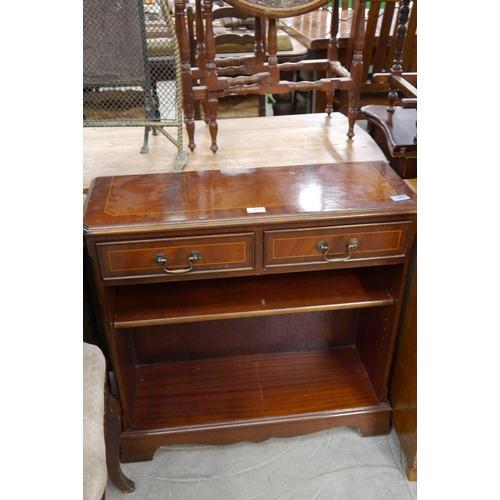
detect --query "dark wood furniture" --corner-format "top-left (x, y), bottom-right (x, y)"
top-left (282, 0), bottom-right (417, 115)
top-left (338, 0), bottom-right (417, 116)
top-left (389, 231), bottom-right (417, 480)
top-left (185, 2), bottom-right (309, 119)
top-left (361, 0), bottom-right (417, 178)
top-left (83, 160), bottom-right (417, 463)
top-left (105, 390), bottom-right (136, 492)
top-left (388, 178), bottom-right (416, 481)
top-left (175, 0), bottom-right (367, 153)
top-left (362, 104), bottom-right (416, 178)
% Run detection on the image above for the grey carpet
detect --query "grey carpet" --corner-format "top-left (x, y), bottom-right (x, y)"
top-left (106, 426), bottom-right (416, 499)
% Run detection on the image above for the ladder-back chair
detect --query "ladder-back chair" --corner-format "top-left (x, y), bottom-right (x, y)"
top-left (360, 0), bottom-right (417, 178)
top-left (193, 3), bottom-right (307, 119)
top-left (175, 0), bottom-right (367, 153)
top-left (336, 0), bottom-right (416, 116)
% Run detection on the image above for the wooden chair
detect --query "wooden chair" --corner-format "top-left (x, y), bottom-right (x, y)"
top-left (175, 0), bottom-right (367, 153)
top-left (336, 0), bottom-right (417, 117)
top-left (360, 0), bottom-right (417, 178)
top-left (83, 342), bottom-right (135, 499)
top-left (188, 3), bottom-right (308, 120)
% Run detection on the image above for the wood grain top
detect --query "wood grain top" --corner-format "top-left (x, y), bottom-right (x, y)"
top-left (83, 113), bottom-right (388, 193)
top-left (83, 161), bottom-right (416, 233)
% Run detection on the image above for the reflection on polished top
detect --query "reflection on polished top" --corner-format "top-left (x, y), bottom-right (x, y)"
top-left (83, 161), bottom-right (417, 233)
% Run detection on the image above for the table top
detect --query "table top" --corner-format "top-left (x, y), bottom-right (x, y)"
top-left (84, 160), bottom-right (416, 232)
top-left (83, 112), bottom-right (387, 193)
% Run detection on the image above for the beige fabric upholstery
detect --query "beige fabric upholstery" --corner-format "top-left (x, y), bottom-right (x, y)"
top-left (146, 37), bottom-right (174, 57)
top-left (83, 343), bottom-right (108, 500)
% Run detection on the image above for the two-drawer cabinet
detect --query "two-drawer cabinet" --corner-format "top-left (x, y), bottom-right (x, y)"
top-left (84, 161), bottom-right (417, 462)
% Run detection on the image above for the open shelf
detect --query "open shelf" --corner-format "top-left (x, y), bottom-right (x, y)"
top-left (129, 347), bottom-right (381, 432)
top-left (114, 268), bottom-right (394, 327)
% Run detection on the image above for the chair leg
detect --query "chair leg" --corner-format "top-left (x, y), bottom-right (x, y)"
top-left (105, 391), bottom-right (135, 493)
top-left (206, 95), bottom-right (219, 153)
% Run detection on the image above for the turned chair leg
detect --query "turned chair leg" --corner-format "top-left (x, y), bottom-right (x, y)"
top-left (105, 391), bottom-right (135, 493)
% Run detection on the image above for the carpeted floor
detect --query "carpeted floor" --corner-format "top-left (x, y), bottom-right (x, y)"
top-left (106, 426), bottom-right (416, 499)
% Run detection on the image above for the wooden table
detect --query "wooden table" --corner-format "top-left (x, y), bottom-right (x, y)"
top-left (83, 112), bottom-right (387, 193)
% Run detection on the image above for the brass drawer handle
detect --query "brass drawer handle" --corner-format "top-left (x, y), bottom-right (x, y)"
top-left (153, 250), bottom-right (203, 274)
top-left (315, 238), bottom-right (361, 263)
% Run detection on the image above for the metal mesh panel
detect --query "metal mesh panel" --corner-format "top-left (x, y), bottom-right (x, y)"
top-left (83, 0), bottom-right (180, 128)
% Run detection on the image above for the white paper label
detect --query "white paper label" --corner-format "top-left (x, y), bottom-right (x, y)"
top-left (246, 207), bottom-right (266, 213)
top-left (391, 195), bottom-right (411, 201)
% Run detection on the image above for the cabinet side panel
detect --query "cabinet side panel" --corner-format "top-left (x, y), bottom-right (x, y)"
top-left (113, 325), bottom-right (138, 429)
top-left (355, 264), bottom-right (404, 399)
top-left (389, 239), bottom-right (417, 480)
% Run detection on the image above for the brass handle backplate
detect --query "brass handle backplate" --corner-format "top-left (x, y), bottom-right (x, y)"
top-left (315, 238), bottom-right (361, 263)
top-left (153, 250), bottom-right (203, 274)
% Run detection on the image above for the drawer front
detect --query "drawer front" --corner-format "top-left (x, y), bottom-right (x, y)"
top-left (265, 223), bottom-right (411, 268)
top-left (97, 233), bottom-right (254, 280)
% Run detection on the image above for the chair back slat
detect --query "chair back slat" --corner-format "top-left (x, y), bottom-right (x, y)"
top-left (345, 0), bottom-right (416, 83)
top-left (402, 1), bottom-right (417, 72)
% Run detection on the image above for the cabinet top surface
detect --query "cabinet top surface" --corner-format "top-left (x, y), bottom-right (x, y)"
top-left (83, 161), bottom-right (416, 234)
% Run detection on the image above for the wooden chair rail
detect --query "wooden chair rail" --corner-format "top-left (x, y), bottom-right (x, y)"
top-left (175, 0), bottom-right (367, 153)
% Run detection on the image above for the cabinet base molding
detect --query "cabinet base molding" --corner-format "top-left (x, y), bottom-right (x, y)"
top-left (121, 405), bottom-right (391, 462)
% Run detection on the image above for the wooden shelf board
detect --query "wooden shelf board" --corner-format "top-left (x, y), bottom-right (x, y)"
top-left (114, 268), bottom-right (393, 327)
top-left (129, 347), bottom-right (381, 432)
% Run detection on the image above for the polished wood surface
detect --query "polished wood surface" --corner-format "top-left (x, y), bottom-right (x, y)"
top-left (84, 161), bottom-right (416, 462)
top-left (83, 112), bottom-right (387, 193)
top-left (121, 346), bottom-right (393, 461)
top-left (390, 240), bottom-right (417, 480)
top-left (130, 347), bottom-right (382, 427)
top-left (84, 161), bottom-right (416, 230)
top-left (364, 107), bottom-right (416, 152)
top-left (389, 183), bottom-right (417, 481)
top-left (114, 269), bottom-right (394, 326)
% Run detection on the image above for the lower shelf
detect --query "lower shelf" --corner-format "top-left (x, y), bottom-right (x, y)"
top-left (121, 347), bottom-right (391, 461)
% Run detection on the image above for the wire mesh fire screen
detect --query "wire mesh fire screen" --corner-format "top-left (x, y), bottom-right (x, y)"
top-left (83, 0), bottom-right (187, 170)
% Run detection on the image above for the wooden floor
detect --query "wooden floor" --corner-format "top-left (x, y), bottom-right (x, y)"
top-left (83, 113), bottom-right (388, 193)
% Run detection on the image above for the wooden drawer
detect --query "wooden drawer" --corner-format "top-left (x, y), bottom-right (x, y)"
top-left (265, 223), bottom-right (411, 268)
top-left (97, 233), bottom-right (254, 280)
